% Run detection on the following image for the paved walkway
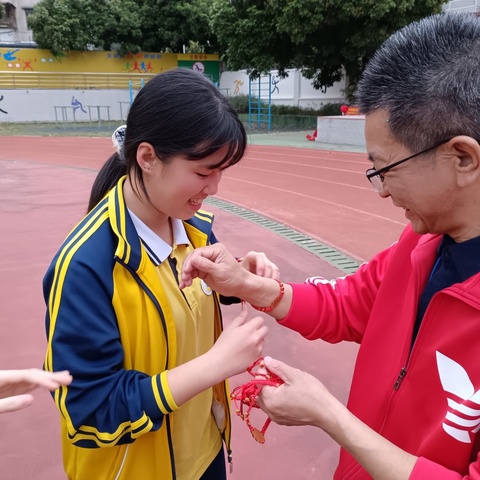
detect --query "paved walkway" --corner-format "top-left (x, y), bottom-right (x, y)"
top-left (248, 129), bottom-right (366, 152)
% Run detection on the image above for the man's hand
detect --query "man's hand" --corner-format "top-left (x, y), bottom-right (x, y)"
top-left (179, 243), bottom-right (247, 297)
top-left (257, 357), bottom-right (330, 427)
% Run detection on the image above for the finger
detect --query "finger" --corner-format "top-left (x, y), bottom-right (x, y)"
top-left (0, 394), bottom-right (34, 414)
top-left (179, 254), bottom-right (198, 288)
top-left (258, 324), bottom-right (269, 341)
top-left (187, 255), bottom-right (215, 277)
top-left (264, 261), bottom-right (280, 279)
top-left (180, 249), bottom-right (213, 283)
top-left (228, 302), bottom-right (250, 327)
top-left (272, 265), bottom-right (281, 280)
top-left (263, 356), bottom-right (290, 383)
top-left (44, 371), bottom-right (73, 389)
top-left (179, 268), bottom-right (197, 289)
top-left (21, 369), bottom-right (72, 391)
top-left (256, 385), bottom-right (277, 411)
top-left (253, 252), bottom-right (267, 276)
top-left (263, 264), bottom-right (273, 279)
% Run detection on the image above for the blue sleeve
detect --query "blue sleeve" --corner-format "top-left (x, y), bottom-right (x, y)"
top-left (43, 246), bottom-right (165, 448)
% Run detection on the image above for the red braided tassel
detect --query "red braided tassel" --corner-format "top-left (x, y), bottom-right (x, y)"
top-left (230, 357), bottom-right (284, 443)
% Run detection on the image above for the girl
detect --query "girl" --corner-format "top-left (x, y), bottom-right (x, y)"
top-left (43, 68), bottom-right (277, 480)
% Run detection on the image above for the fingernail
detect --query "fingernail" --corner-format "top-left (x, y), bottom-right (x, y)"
top-left (264, 356), bottom-right (272, 364)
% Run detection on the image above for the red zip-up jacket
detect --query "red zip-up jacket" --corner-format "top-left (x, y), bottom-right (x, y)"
top-left (280, 225), bottom-right (480, 479)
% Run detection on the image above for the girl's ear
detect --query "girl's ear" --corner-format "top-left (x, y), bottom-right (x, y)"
top-left (136, 142), bottom-right (158, 172)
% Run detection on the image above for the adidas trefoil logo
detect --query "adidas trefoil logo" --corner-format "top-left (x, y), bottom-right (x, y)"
top-left (437, 351), bottom-right (480, 443)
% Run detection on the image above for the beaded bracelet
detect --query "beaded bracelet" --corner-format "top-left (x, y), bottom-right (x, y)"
top-left (251, 279), bottom-right (285, 313)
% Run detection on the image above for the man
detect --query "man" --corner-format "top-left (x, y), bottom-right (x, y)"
top-left (180, 12), bottom-right (480, 479)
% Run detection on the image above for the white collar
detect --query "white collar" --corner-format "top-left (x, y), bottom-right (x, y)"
top-left (128, 209), bottom-right (190, 265)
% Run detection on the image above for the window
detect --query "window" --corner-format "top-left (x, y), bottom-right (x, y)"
top-left (0, 3), bottom-right (17, 29)
top-left (24, 7), bottom-right (33, 28)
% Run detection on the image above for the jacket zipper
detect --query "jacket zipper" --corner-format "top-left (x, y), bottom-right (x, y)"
top-left (391, 287), bottom-right (453, 392)
top-left (393, 367), bottom-right (407, 390)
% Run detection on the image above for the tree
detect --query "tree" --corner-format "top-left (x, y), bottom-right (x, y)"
top-left (28, 0), bottom-right (114, 54)
top-left (0, 3), bottom-right (4, 19)
top-left (28, 0), bottom-right (219, 56)
top-left (209, 0), bottom-right (448, 98)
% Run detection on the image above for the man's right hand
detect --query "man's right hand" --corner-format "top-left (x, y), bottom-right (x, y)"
top-left (179, 243), bottom-right (246, 297)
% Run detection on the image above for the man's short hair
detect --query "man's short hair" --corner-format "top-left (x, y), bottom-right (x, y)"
top-left (355, 13), bottom-right (480, 151)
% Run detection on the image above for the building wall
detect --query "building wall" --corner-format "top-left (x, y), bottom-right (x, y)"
top-left (316, 116), bottom-right (366, 147)
top-left (0, 47), bottom-right (220, 77)
top-left (219, 69), bottom-right (346, 109)
top-left (0, 0), bottom-right (36, 44)
top-left (0, 88), bottom-right (134, 122)
top-left (443, 0), bottom-right (480, 12)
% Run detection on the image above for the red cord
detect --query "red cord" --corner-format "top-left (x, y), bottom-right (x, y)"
top-left (230, 357), bottom-right (284, 444)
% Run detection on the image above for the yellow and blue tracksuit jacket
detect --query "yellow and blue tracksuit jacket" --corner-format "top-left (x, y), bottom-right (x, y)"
top-left (43, 177), bottom-right (232, 480)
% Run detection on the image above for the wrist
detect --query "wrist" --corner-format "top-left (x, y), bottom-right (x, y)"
top-left (251, 279), bottom-right (284, 312)
top-left (241, 275), bottom-right (281, 308)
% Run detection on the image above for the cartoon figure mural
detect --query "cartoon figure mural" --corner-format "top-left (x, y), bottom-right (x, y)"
top-left (3, 49), bottom-right (19, 61)
top-left (0, 48), bottom-right (181, 76)
top-left (0, 95), bottom-right (8, 114)
top-left (22, 60), bottom-right (33, 71)
top-left (271, 75), bottom-right (281, 95)
top-left (233, 80), bottom-right (244, 96)
top-left (71, 96), bottom-right (87, 114)
top-left (131, 62), bottom-right (142, 73)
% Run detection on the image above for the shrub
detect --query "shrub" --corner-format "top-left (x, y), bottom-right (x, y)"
top-left (227, 94), bottom-right (250, 114)
top-left (228, 95), bottom-right (345, 117)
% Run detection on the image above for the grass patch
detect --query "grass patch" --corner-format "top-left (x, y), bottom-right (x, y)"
top-left (0, 119), bottom-right (315, 137)
top-left (0, 121), bottom-right (122, 137)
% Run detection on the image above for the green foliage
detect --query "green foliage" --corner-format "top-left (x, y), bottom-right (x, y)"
top-left (318, 103), bottom-right (346, 116)
top-left (210, 0), bottom-right (447, 99)
top-left (28, 0), bottom-right (447, 100)
top-left (228, 94), bottom-right (343, 117)
top-left (28, 0), bottom-right (112, 54)
top-left (29, 0), bottom-right (219, 55)
top-left (228, 94), bottom-right (250, 114)
top-left (0, 3), bottom-right (4, 19)
top-left (271, 102), bottom-right (345, 117)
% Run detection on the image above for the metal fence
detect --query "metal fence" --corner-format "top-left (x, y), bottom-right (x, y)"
top-left (0, 71), bottom-right (156, 90)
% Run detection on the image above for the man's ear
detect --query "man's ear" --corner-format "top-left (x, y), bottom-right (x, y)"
top-left (136, 142), bottom-right (158, 173)
top-left (446, 136), bottom-right (480, 188)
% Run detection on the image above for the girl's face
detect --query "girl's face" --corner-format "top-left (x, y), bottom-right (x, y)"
top-left (141, 144), bottom-right (232, 221)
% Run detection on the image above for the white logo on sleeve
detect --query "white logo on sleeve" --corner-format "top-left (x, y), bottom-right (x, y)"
top-left (436, 351), bottom-right (480, 443)
top-left (306, 276), bottom-right (340, 288)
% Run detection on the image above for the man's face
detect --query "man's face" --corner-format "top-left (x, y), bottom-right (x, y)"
top-left (364, 110), bottom-right (459, 236)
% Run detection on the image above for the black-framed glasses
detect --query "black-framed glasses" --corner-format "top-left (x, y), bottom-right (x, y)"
top-left (365, 138), bottom-right (453, 192)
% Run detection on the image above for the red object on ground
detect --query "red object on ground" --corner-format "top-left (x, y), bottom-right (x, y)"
top-left (306, 128), bottom-right (317, 141)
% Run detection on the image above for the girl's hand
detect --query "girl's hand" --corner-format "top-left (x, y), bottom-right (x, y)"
top-left (238, 251), bottom-right (280, 279)
top-left (0, 369), bottom-right (72, 414)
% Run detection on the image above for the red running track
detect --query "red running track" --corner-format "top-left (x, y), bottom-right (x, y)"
top-left (0, 136), bottom-right (407, 480)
